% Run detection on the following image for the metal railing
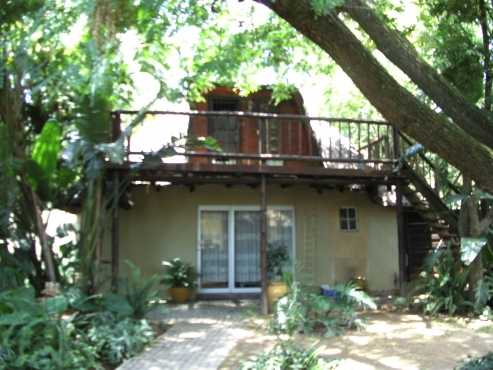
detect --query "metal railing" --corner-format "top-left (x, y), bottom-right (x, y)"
top-left (112, 110), bottom-right (398, 170)
top-left (400, 134), bottom-right (462, 204)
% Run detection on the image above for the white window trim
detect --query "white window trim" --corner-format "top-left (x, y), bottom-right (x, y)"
top-left (339, 206), bottom-right (358, 232)
top-left (197, 205), bottom-right (296, 294)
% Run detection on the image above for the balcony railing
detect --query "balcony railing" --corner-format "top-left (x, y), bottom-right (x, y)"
top-left (112, 110), bottom-right (399, 171)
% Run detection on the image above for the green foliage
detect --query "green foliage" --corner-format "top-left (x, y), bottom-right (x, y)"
top-left (310, 0), bottom-right (346, 16)
top-left (417, 0), bottom-right (485, 103)
top-left (411, 247), bottom-right (471, 315)
top-left (474, 272), bottom-right (493, 314)
top-left (267, 244), bottom-right (290, 280)
top-left (84, 315), bottom-right (154, 366)
top-left (272, 282), bottom-right (376, 336)
top-left (162, 258), bottom-right (198, 288)
top-left (31, 120), bottom-right (62, 181)
top-left (119, 260), bottom-right (161, 319)
top-left (461, 237), bottom-right (488, 266)
top-left (455, 352), bottom-right (493, 370)
top-left (0, 263), bottom-right (160, 368)
top-left (0, 287), bottom-right (100, 370)
top-left (241, 340), bottom-right (338, 370)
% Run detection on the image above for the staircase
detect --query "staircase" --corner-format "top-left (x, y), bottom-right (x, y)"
top-left (398, 136), bottom-right (461, 280)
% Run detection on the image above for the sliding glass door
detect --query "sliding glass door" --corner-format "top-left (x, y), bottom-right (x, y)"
top-left (198, 207), bottom-right (294, 293)
top-left (199, 210), bottom-right (229, 289)
top-left (234, 211), bottom-right (261, 288)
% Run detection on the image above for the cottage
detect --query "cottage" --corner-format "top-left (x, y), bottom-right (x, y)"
top-left (106, 86), bottom-right (456, 300)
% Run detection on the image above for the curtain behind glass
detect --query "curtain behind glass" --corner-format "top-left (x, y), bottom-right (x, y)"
top-left (235, 211), bottom-right (261, 287)
top-left (268, 209), bottom-right (294, 261)
top-left (200, 211), bottom-right (229, 288)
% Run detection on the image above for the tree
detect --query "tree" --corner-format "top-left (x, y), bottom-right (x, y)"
top-left (253, 0), bottom-right (493, 193)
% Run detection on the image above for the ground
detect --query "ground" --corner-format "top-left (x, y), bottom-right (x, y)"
top-left (118, 302), bottom-right (493, 370)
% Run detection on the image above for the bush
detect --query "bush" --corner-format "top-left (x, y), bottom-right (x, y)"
top-left (272, 282), bottom-right (376, 336)
top-left (84, 313), bottom-right (154, 365)
top-left (0, 287), bottom-right (99, 370)
top-left (455, 352), bottom-right (493, 370)
top-left (411, 247), bottom-right (471, 315)
top-left (0, 261), bottom-right (162, 369)
top-left (240, 341), bottom-right (338, 370)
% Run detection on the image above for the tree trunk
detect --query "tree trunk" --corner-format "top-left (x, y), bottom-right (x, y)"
top-left (479, 0), bottom-right (492, 111)
top-left (343, 0), bottom-right (493, 149)
top-left (29, 187), bottom-right (57, 283)
top-left (254, 0), bottom-right (493, 192)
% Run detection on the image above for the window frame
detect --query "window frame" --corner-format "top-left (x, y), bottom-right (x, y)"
top-left (339, 207), bottom-right (358, 232)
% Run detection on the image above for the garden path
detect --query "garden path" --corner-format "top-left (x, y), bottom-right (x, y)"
top-left (117, 300), bottom-right (256, 370)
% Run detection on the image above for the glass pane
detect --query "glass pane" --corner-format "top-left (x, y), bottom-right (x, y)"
top-left (348, 208), bottom-right (356, 218)
top-left (200, 211), bottom-right (229, 289)
top-left (340, 208), bottom-right (347, 219)
top-left (349, 220), bottom-right (357, 230)
top-left (235, 211), bottom-right (261, 288)
top-left (340, 220), bottom-right (347, 230)
top-left (267, 210), bottom-right (294, 277)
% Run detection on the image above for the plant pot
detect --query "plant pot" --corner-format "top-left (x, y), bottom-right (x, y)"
top-left (267, 281), bottom-right (289, 308)
top-left (168, 287), bottom-right (191, 303)
top-left (353, 277), bottom-right (368, 291)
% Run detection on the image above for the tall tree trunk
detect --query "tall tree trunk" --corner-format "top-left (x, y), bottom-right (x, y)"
top-left (255, 0), bottom-right (493, 192)
top-left (342, 0), bottom-right (493, 149)
top-left (479, 0), bottom-right (492, 111)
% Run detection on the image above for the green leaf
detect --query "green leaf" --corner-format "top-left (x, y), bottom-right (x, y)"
top-left (460, 237), bottom-right (488, 265)
top-left (444, 193), bottom-right (466, 206)
top-left (43, 295), bottom-right (68, 316)
top-left (102, 293), bottom-right (134, 318)
top-left (32, 119), bottom-right (62, 179)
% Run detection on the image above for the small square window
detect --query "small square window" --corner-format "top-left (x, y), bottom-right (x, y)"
top-left (340, 207), bottom-right (357, 231)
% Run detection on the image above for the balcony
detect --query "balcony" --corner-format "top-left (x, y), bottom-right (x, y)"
top-left (109, 110), bottom-right (401, 185)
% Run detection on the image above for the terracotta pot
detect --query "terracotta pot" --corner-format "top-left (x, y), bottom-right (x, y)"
top-left (267, 281), bottom-right (289, 308)
top-left (168, 287), bottom-right (191, 303)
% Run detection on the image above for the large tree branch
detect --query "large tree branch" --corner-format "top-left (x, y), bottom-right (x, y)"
top-left (343, 0), bottom-right (493, 149)
top-left (254, 0), bottom-right (493, 192)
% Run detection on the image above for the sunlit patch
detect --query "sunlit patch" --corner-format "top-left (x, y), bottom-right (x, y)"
top-left (378, 356), bottom-right (420, 369)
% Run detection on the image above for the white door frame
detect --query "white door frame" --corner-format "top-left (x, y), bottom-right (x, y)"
top-left (197, 205), bottom-right (295, 294)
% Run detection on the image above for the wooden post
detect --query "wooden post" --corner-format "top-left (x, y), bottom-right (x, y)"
top-left (393, 127), bottom-right (406, 293)
top-left (111, 170), bottom-right (120, 291)
top-left (260, 174), bottom-right (269, 315)
top-left (396, 180), bottom-right (407, 293)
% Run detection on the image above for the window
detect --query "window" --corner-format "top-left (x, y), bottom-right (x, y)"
top-left (340, 207), bottom-right (357, 231)
top-left (208, 97), bottom-right (241, 164)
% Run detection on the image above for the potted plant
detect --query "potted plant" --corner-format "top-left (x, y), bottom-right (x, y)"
top-left (162, 258), bottom-right (198, 303)
top-left (267, 244), bottom-right (291, 308)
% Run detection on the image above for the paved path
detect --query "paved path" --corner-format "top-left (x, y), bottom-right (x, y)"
top-left (118, 301), bottom-right (255, 370)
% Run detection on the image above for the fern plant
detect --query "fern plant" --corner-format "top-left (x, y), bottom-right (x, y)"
top-left (119, 260), bottom-right (161, 319)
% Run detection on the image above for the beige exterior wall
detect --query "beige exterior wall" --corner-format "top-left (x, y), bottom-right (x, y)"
top-left (108, 184), bottom-right (399, 292)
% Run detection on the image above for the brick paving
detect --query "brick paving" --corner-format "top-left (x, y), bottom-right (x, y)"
top-left (118, 301), bottom-right (256, 370)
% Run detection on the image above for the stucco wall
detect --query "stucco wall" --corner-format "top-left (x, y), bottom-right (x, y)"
top-left (107, 184), bottom-right (399, 292)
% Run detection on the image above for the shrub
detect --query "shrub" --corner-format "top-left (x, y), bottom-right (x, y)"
top-left (272, 282), bottom-right (376, 336)
top-left (0, 287), bottom-right (99, 370)
top-left (240, 341), bottom-right (338, 370)
top-left (411, 247), bottom-right (471, 315)
top-left (455, 352), bottom-right (493, 370)
top-left (84, 313), bottom-right (154, 365)
top-left (0, 260), bottom-right (161, 369)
